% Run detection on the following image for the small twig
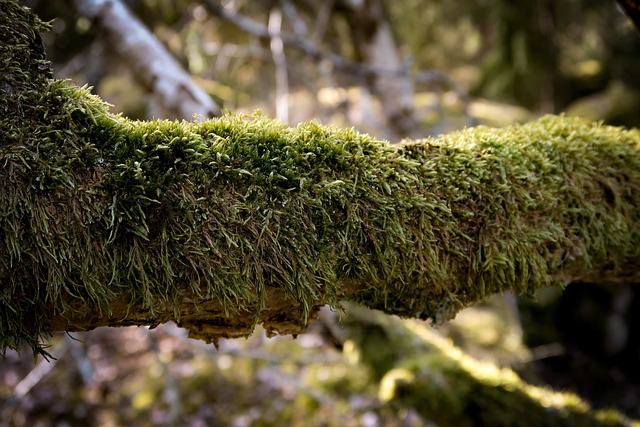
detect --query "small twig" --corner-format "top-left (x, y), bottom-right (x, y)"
top-left (66, 334), bottom-right (95, 385)
top-left (526, 343), bottom-right (566, 362)
top-left (312, 0), bottom-right (335, 43)
top-left (269, 6), bottom-right (289, 122)
top-left (13, 339), bottom-right (69, 398)
top-left (145, 328), bottom-right (182, 426)
top-left (281, 0), bottom-right (309, 37)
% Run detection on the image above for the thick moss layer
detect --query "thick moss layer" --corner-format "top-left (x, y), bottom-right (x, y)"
top-left (3, 0), bottom-right (640, 355)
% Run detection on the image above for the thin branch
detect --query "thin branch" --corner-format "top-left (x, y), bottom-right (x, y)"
top-left (281, 0), bottom-right (309, 37)
top-left (202, 0), bottom-right (458, 89)
top-left (13, 340), bottom-right (69, 398)
top-left (269, 6), bottom-right (289, 122)
top-left (146, 328), bottom-right (182, 424)
top-left (66, 334), bottom-right (95, 385)
top-left (312, 0), bottom-right (336, 43)
top-left (72, 0), bottom-right (221, 120)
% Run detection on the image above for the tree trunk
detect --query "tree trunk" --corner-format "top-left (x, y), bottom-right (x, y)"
top-left (2, 0), bottom-right (640, 356)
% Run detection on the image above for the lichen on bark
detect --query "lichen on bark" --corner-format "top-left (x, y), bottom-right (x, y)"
top-left (2, 0), bottom-right (640, 356)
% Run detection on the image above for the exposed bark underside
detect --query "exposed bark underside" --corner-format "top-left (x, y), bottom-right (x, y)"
top-left (2, 1), bottom-right (640, 356)
top-left (47, 286), bottom-right (317, 347)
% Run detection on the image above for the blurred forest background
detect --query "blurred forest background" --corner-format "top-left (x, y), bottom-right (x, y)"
top-left (2, 0), bottom-right (640, 425)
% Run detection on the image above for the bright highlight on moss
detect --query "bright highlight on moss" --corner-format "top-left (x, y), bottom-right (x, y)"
top-left (347, 310), bottom-right (637, 427)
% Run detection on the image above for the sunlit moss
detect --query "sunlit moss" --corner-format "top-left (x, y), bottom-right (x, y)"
top-left (344, 307), bottom-right (636, 427)
top-left (379, 350), bottom-right (635, 427)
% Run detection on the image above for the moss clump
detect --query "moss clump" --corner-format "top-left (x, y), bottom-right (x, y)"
top-left (3, 0), bottom-right (640, 355)
top-left (342, 306), bottom-right (636, 427)
top-left (378, 328), bottom-right (635, 427)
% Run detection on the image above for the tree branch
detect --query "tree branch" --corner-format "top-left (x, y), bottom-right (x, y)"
top-left (345, 305), bottom-right (636, 427)
top-left (3, 0), bottom-right (640, 356)
top-left (71, 0), bottom-right (221, 120)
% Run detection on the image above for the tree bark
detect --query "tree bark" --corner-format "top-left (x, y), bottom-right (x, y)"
top-left (2, 0), bottom-right (640, 356)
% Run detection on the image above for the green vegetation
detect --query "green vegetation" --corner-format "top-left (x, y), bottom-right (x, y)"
top-left (344, 306), bottom-right (636, 427)
top-left (3, 1), bottom-right (640, 425)
top-left (3, 0), bottom-right (640, 357)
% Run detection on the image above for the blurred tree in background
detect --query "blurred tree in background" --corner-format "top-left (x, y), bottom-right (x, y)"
top-left (3, 0), bottom-right (640, 425)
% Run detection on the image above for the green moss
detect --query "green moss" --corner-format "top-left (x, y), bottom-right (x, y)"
top-left (342, 306), bottom-right (636, 426)
top-left (378, 326), bottom-right (635, 427)
top-left (3, 0), bottom-right (640, 356)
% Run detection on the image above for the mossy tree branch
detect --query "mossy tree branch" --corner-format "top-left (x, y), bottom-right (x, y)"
top-left (2, 1), bottom-right (640, 356)
top-left (344, 305), bottom-right (636, 427)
